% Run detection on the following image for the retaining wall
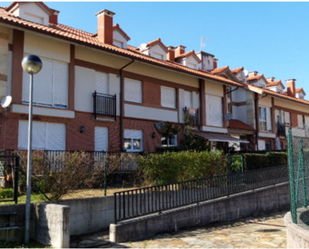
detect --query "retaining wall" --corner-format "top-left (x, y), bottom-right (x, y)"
top-left (110, 182), bottom-right (290, 243)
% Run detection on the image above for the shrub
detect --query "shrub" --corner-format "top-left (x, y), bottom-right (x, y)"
top-left (0, 188), bottom-right (13, 199)
top-left (243, 151), bottom-right (287, 170)
top-left (138, 150), bottom-right (227, 186)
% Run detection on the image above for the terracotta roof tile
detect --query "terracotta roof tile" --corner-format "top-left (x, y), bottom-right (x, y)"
top-left (175, 50), bottom-right (202, 63)
top-left (228, 119), bottom-right (255, 131)
top-left (231, 67), bottom-right (244, 74)
top-left (211, 66), bottom-right (229, 75)
top-left (146, 38), bottom-right (168, 52)
top-left (247, 74), bottom-right (264, 81)
top-left (266, 80), bottom-right (285, 89)
top-left (113, 23), bottom-right (130, 41)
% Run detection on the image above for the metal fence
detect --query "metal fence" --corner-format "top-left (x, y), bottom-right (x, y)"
top-left (287, 128), bottom-right (309, 224)
top-left (114, 164), bottom-right (288, 223)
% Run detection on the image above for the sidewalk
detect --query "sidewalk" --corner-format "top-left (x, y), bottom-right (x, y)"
top-left (70, 211), bottom-right (287, 248)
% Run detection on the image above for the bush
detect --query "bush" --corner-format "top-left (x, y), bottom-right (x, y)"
top-left (138, 150), bottom-right (227, 185)
top-left (243, 151), bottom-right (287, 170)
top-left (0, 188), bottom-right (13, 199)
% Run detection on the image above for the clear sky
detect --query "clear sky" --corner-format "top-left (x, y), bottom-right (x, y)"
top-left (2, 1), bottom-right (309, 98)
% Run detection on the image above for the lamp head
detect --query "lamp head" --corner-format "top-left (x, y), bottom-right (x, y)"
top-left (21, 54), bottom-right (42, 74)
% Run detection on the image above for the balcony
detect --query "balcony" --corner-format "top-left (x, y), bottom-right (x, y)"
top-left (93, 91), bottom-right (116, 120)
top-left (183, 107), bottom-right (200, 126)
top-left (276, 122), bottom-right (286, 137)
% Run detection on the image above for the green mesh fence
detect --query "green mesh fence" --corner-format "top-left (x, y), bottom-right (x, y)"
top-left (287, 128), bottom-right (309, 224)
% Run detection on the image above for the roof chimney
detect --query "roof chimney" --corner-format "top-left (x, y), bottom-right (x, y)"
top-left (213, 58), bottom-right (218, 69)
top-left (167, 46), bottom-right (175, 61)
top-left (96, 9), bottom-right (115, 45)
top-left (286, 79), bottom-right (296, 97)
top-left (174, 45), bottom-right (186, 58)
top-left (49, 8), bottom-right (59, 25)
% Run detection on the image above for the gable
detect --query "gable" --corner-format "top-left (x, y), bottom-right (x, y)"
top-left (9, 2), bottom-right (51, 25)
top-left (149, 43), bottom-right (166, 60)
top-left (113, 29), bottom-right (128, 49)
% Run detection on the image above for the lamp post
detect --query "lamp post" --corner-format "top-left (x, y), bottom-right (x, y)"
top-left (21, 54), bottom-right (42, 243)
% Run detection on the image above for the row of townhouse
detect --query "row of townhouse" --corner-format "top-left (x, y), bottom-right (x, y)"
top-left (0, 2), bottom-right (307, 153)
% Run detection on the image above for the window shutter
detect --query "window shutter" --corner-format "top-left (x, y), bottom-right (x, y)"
top-left (18, 120), bottom-right (29, 149)
top-left (54, 62), bottom-right (69, 108)
top-left (258, 140), bottom-right (266, 150)
top-left (266, 107), bottom-right (272, 131)
top-left (124, 78), bottom-right (142, 103)
top-left (95, 72), bottom-right (109, 94)
top-left (95, 127), bottom-right (108, 151)
top-left (161, 86), bottom-right (176, 108)
top-left (46, 123), bottom-right (66, 150)
top-left (285, 112), bottom-right (290, 124)
top-left (298, 114), bottom-right (304, 128)
top-left (32, 121), bottom-right (46, 149)
top-left (206, 94), bottom-right (223, 127)
top-left (184, 91), bottom-right (191, 108)
top-left (124, 129), bottom-right (143, 139)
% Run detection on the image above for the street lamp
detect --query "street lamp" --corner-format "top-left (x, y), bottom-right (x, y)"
top-left (21, 54), bottom-right (42, 244)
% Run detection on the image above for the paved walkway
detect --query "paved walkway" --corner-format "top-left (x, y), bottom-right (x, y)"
top-left (70, 211), bottom-right (287, 248)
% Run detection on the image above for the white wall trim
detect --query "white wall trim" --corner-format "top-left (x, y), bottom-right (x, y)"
top-left (200, 126), bottom-right (228, 133)
top-left (258, 132), bottom-right (276, 138)
top-left (11, 104), bottom-right (75, 118)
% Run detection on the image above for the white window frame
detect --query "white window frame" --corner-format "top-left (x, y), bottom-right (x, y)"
top-left (124, 129), bottom-right (143, 152)
top-left (259, 107), bottom-right (267, 132)
top-left (161, 86), bottom-right (176, 109)
top-left (22, 57), bottom-right (68, 109)
top-left (161, 135), bottom-right (177, 147)
top-left (124, 78), bottom-right (142, 103)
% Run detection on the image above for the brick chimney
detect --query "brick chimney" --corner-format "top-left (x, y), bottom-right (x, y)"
top-left (49, 8), bottom-right (59, 25)
top-left (167, 46), bottom-right (175, 61)
top-left (213, 58), bottom-right (218, 69)
top-left (96, 9), bottom-right (115, 45)
top-left (174, 45), bottom-right (186, 58)
top-left (286, 79), bottom-right (296, 97)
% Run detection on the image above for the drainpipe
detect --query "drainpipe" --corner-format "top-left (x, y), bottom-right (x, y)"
top-left (254, 93), bottom-right (259, 150)
top-left (119, 59), bottom-right (135, 151)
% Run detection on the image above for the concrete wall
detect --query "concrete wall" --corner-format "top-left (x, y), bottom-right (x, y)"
top-left (284, 209), bottom-right (309, 248)
top-left (110, 182), bottom-right (290, 243)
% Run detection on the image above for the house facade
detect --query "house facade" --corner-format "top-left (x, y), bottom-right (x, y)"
top-left (0, 2), bottom-right (308, 153)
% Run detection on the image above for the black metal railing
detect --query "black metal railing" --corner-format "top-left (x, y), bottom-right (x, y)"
top-left (276, 122), bottom-right (286, 136)
top-left (93, 91), bottom-right (116, 120)
top-left (114, 164), bottom-right (288, 223)
top-left (183, 107), bottom-right (199, 126)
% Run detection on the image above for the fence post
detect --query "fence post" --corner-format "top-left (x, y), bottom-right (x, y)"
top-left (287, 128), bottom-right (297, 223)
top-left (14, 156), bottom-right (19, 204)
top-left (299, 138), bottom-right (307, 208)
top-left (104, 159), bottom-right (107, 197)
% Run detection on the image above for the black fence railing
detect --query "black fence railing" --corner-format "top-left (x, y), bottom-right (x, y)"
top-left (277, 122), bottom-right (286, 137)
top-left (183, 107), bottom-right (199, 126)
top-left (114, 164), bottom-right (288, 223)
top-left (93, 91), bottom-right (116, 120)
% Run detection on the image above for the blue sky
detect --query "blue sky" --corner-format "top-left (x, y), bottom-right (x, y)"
top-left (2, 1), bottom-right (309, 97)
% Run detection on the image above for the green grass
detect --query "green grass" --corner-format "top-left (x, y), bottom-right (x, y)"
top-left (0, 193), bottom-right (47, 205)
top-left (0, 239), bottom-right (51, 248)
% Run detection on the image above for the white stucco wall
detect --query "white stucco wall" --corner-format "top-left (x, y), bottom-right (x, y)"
top-left (259, 96), bottom-right (272, 107)
top-left (24, 33), bottom-right (70, 62)
top-left (13, 3), bottom-right (50, 25)
top-left (124, 104), bottom-right (178, 122)
top-left (149, 44), bottom-right (166, 60)
top-left (233, 105), bottom-right (247, 124)
top-left (113, 30), bottom-right (128, 49)
top-left (205, 81), bottom-right (223, 97)
top-left (274, 98), bottom-right (309, 114)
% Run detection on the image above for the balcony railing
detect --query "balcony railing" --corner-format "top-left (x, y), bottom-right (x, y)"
top-left (183, 107), bottom-right (200, 126)
top-left (93, 91), bottom-right (116, 120)
top-left (276, 122), bottom-right (286, 137)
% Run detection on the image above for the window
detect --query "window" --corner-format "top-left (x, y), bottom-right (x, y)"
top-left (298, 114), bottom-right (304, 128)
top-left (259, 107), bottom-right (267, 131)
top-left (226, 86), bottom-right (232, 114)
top-left (95, 71), bottom-right (109, 94)
top-left (95, 127), bottom-right (108, 152)
top-left (161, 86), bottom-right (176, 108)
top-left (206, 94), bottom-right (223, 127)
top-left (18, 120), bottom-right (65, 150)
top-left (124, 129), bottom-right (143, 152)
top-left (265, 141), bottom-right (272, 150)
top-left (124, 78), bottom-right (142, 103)
top-left (161, 135), bottom-right (177, 147)
top-left (22, 58), bottom-right (68, 108)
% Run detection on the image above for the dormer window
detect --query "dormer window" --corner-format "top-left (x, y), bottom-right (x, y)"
top-left (140, 38), bottom-right (168, 61)
top-left (113, 24), bottom-right (130, 49)
top-left (175, 50), bottom-right (201, 70)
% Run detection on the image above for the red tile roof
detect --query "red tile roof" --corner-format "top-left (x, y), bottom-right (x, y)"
top-left (247, 74), bottom-right (264, 81)
top-left (211, 66), bottom-right (229, 75)
top-left (113, 23), bottom-right (130, 41)
top-left (296, 88), bottom-right (306, 95)
top-left (146, 38), bottom-right (168, 52)
top-left (175, 50), bottom-right (202, 63)
top-left (231, 67), bottom-right (244, 74)
top-left (228, 120), bottom-right (255, 131)
top-left (266, 80), bottom-right (285, 89)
